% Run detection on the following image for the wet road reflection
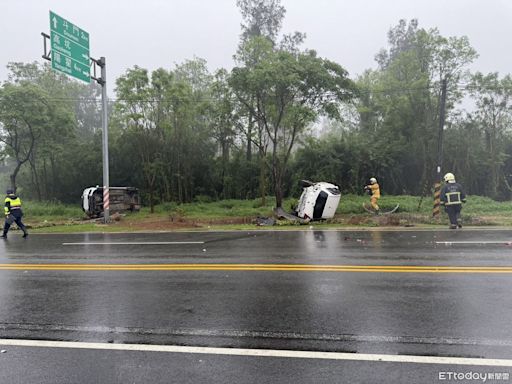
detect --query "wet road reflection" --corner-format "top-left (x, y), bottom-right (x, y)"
top-left (0, 230), bottom-right (511, 359)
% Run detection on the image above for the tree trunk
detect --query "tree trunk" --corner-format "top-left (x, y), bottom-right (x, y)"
top-left (9, 161), bottom-right (24, 192)
top-left (258, 152), bottom-right (266, 206)
top-left (149, 187), bottom-right (155, 214)
top-left (29, 156), bottom-right (42, 201)
top-left (222, 139), bottom-right (230, 199)
top-left (274, 169), bottom-right (283, 208)
top-left (50, 155), bottom-right (58, 200)
top-left (272, 149), bottom-right (283, 208)
top-left (246, 114), bottom-right (253, 161)
top-left (9, 174), bottom-right (17, 193)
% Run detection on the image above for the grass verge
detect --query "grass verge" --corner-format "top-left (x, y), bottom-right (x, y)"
top-left (21, 195), bottom-right (512, 233)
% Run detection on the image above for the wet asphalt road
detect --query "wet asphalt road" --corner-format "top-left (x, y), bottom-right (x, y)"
top-left (0, 229), bottom-right (512, 383)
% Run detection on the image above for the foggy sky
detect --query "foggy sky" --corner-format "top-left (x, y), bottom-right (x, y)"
top-left (1, 0), bottom-right (511, 94)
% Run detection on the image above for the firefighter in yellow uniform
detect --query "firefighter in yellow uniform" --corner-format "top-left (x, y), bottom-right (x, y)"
top-left (364, 177), bottom-right (380, 213)
top-left (2, 189), bottom-right (28, 239)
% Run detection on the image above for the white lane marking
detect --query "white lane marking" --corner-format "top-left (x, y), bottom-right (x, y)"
top-left (62, 241), bottom-right (205, 246)
top-left (436, 241), bottom-right (512, 245)
top-left (0, 339), bottom-right (511, 366)
top-left (40, 227), bottom-right (512, 236)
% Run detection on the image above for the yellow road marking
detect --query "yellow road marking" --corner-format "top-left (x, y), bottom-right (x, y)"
top-left (0, 264), bottom-right (512, 273)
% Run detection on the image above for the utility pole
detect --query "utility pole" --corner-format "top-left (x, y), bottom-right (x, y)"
top-left (91, 57), bottom-right (110, 223)
top-left (433, 78), bottom-right (448, 217)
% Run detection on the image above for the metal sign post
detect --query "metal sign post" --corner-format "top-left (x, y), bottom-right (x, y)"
top-left (91, 57), bottom-right (110, 223)
top-left (42, 11), bottom-right (110, 223)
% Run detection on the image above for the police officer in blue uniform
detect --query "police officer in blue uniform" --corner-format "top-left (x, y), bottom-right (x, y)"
top-left (440, 173), bottom-right (466, 229)
top-left (1, 189), bottom-right (28, 239)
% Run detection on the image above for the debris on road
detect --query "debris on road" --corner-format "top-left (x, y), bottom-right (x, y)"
top-left (254, 216), bottom-right (276, 226)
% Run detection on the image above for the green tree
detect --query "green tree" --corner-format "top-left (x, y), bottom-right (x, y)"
top-left (466, 72), bottom-right (512, 198)
top-left (114, 66), bottom-right (165, 211)
top-left (171, 59), bottom-right (216, 202)
top-left (0, 83), bottom-right (47, 191)
top-left (237, 0), bottom-right (286, 45)
top-left (355, 19), bottom-right (477, 194)
top-left (0, 76), bottom-right (74, 195)
top-left (231, 40), bottom-right (356, 208)
top-left (113, 62), bottom-right (217, 209)
top-left (210, 69), bottom-right (238, 199)
top-left (236, 0), bottom-right (290, 165)
top-left (2, 62), bottom-right (100, 202)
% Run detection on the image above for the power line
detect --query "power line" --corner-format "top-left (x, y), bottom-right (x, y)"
top-left (4, 82), bottom-right (512, 105)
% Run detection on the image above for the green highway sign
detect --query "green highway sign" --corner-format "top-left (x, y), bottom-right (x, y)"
top-left (49, 11), bottom-right (90, 83)
top-left (51, 32), bottom-right (90, 65)
top-left (51, 52), bottom-right (91, 83)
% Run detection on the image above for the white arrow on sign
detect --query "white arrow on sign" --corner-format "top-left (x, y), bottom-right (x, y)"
top-left (52, 16), bottom-right (57, 29)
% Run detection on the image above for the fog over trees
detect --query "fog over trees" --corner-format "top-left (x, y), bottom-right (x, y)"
top-left (2, 1), bottom-right (512, 207)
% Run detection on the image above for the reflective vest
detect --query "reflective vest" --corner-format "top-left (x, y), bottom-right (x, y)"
top-left (4, 195), bottom-right (22, 215)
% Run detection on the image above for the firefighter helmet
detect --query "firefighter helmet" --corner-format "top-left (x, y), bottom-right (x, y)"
top-left (443, 173), bottom-right (455, 182)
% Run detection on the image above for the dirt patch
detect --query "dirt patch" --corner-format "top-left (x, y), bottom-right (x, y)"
top-left (377, 215), bottom-right (401, 226)
top-left (346, 215), bottom-right (372, 225)
top-left (30, 211), bottom-right (505, 232)
top-left (120, 216), bottom-right (257, 231)
top-left (128, 219), bottom-right (202, 231)
top-left (343, 214), bottom-right (402, 226)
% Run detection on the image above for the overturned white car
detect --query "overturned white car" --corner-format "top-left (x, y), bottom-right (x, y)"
top-left (81, 186), bottom-right (141, 218)
top-left (295, 180), bottom-right (341, 220)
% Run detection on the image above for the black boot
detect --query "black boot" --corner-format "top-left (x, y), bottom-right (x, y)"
top-left (2, 223), bottom-right (10, 238)
top-left (22, 232), bottom-right (28, 238)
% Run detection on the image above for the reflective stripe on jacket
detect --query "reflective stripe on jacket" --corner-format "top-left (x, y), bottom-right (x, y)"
top-left (440, 182), bottom-right (466, 206)
top-left (444, 191), bottom-right (462, 205)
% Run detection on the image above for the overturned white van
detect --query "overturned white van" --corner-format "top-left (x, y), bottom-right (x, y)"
top-left (295, 180), bottom-right (341, 220)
